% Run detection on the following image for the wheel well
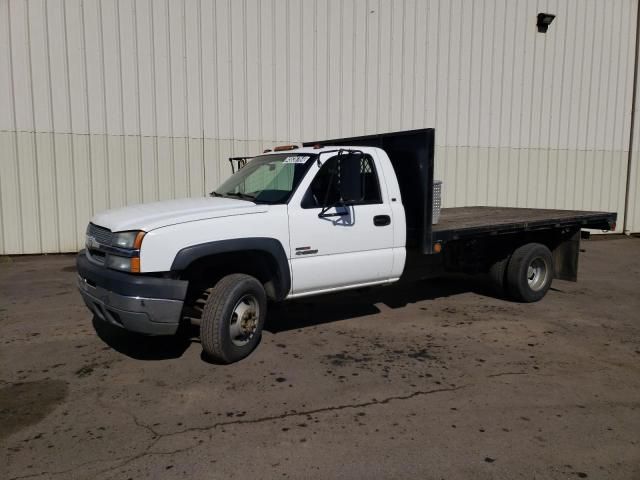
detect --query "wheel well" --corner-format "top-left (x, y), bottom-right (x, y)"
top-left (179, 250), bottom-right (283, 302)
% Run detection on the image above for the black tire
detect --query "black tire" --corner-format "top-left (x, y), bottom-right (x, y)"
top-left (200, 274), bottom-right (267, 364)
top-left (506, 243), bottom-right (554, 303)
top-left (488, 254), bottom-right (511, 296)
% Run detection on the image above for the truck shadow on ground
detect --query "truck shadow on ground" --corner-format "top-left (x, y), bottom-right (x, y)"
top-left (92, 274), bottom-right (499, 361)
top-left (92, 317), bottom-right (192, 360)
top-left (264, 274), bottom-right (502, 334)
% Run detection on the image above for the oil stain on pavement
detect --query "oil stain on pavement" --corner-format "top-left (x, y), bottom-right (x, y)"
top-left (0, 380), bottom-right (69, 440)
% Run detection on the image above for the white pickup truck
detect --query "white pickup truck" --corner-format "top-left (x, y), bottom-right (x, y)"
top-left (77, 129), bottom-right (616, 363)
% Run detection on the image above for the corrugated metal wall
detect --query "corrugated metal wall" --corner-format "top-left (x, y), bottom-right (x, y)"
top-left (1, 0), bottom-right (638, 254)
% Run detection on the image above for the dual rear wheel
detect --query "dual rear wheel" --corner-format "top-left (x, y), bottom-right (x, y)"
top-left (491, 242), bottom-right (554, 302)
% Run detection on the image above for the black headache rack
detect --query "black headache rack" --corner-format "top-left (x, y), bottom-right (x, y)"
top-left (229, 156), bottom-right (251, 173)
top-left (304, 128), bottom-right (437, 254)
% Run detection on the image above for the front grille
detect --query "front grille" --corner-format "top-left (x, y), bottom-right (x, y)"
top-left (87, 223), bottom-right (113, 246)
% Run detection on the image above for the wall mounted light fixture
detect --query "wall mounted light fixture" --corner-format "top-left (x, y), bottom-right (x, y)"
top-left (537, 13), bottom-right (556, 33)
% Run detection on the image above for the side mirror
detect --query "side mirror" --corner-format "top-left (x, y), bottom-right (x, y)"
top-left (339, 155), bottom-right (363, 203)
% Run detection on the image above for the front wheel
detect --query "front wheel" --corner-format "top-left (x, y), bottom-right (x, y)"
top-left (200, 274), bottom-right (267, 363)
top-left (506, 243), bottom-right (554, 303)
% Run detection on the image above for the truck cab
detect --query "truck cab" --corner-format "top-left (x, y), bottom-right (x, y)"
top-left (78, 144), bottom-right (408, 362)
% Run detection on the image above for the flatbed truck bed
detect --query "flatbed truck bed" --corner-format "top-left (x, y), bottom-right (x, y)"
top-left (433, 207), bottom-right (616, 242)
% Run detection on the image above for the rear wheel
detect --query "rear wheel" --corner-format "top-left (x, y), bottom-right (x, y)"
top-left (488, 254), bottom-right (511, 296)
top-left (200, 274), bottom-right (266, 363)
top-left (506, 243), bottom-right (553, 303)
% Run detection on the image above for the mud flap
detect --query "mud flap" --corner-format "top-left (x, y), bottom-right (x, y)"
top-left (552, 229), bottom-right (580, 282)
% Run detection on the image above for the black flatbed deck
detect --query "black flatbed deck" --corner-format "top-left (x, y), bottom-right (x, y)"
top-left (432, 207), bottom-right (616, 242)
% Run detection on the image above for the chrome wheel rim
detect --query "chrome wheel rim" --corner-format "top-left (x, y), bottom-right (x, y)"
top-left (527, 257), bottom-right (548, 291)
top-left (229, 294), bottom-right (259, 347)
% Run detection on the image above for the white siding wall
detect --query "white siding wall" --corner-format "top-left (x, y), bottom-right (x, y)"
top-left (1, 0), bottom-right (638, 254)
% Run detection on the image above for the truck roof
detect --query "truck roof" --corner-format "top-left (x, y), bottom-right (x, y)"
top-left (262, 145), bottom-right (381, 156)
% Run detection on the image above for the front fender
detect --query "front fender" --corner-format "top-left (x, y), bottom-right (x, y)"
top-left (170, 237), bottom-right (291, 300)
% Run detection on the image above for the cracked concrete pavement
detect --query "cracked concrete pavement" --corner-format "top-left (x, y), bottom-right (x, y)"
top-left (1, 236), bottom-right (639, 479)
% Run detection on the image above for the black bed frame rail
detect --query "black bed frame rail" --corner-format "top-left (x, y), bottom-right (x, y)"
top-left (304, 128), bottom-right (436, 254)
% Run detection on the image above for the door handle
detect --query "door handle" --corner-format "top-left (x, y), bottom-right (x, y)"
top-left (373, 215), bottom-right (391, 226)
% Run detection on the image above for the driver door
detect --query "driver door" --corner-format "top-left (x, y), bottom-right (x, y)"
top-left (287, 152), bottom-right (394, 295)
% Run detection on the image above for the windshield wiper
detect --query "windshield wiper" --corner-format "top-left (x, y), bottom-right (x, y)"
top-left (209, 191), bottom-right (225, 197)
top-left (224, 191), bottom-right (258, 202)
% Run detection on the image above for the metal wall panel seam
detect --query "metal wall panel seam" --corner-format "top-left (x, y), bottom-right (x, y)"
top-left (432, 0), bottom-right (440, 133)
top-left (387, 0), bottom-right (393, 134)
top-left (538, 20), bottom-right (550, 207)
top-left (313, 0), bottom-right (318, 137)
top-left (98, 0), bottom-right (110, 208)
top-left (284, 0), bottom-right (289, 141)
top-left (181, 0), bottom-right (191, 195)
top-left (593, 1), bottom-right (609, 151)
top-left (115, 0), bottom-right (128, 205)
top-left (299, 0), bottom-right (304, 140)
top-left (225, 0), bottom-right (233, 153)
top-left (443, 1), bottom-right (452, 197)
top-left (351, 0), bottom-right (358, 135)
top-left (25, 0), bottom-right (43, 252)
top-left (44, 0), bottom-right (61, 251)
top-left (149, 0), bottom-right (160, 199)
top-left (257, 0), bottom-right (264, 144)
top-left (166, 0), bottom-right (174, 197)
top-left (586, 1), bottom-right (602, 209)
top-left (398, 0), bottom-right (405, 130)
top-left (411, 0), bottom-right (419, 128)
top-left (337, 0), bottom-right (343, 135)
top-left (79, 0), bottom-right (94, 217)
top-left (5, 0), bottom-right (24, 253)
top-left (375, 0), bottom-right (382, 133)
top-left (610, 3), bottom-right (625, 155)
top-left (552, 0), bottom-right (568, 207)
top-left (583, 0), bottom-right (596, 150)
top-left (363, 0), bottom-right (370, 133)
top-left (243, 0), bottom-right (250, 154)
top-left (61, 0), bottom-right (78, 240)
top-left (198, 0), bottom-right (205, 195)
top-left (132, 0), bottom-right (145, 200)
top-left (271, 0), bottom-right (277, 144)
top-left (212, 0), bottom-right (221, 186)
top-left (474, 0), bottom-right (486, 202)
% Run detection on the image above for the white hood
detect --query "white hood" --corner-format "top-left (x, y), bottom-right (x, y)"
top-left (90, 196), bottom-right (268, 232)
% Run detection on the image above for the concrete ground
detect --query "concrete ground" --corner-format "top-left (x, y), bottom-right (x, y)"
top-left (1, 237), bottom-right (639, 480)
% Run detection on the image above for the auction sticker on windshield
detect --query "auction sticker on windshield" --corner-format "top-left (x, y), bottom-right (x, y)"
top-left (283, 156), bottom-right (310, 164)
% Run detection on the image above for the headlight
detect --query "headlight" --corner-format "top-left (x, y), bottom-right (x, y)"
top-left (112, 231), bottom-right (145, 249)
top-left (106, 255), bottom-right (140, 273)
top-left (107, 231), bottom-right (144, 272)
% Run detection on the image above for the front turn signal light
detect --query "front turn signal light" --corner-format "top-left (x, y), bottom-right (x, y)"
top-left (133, 231), bottom-right (145, 249)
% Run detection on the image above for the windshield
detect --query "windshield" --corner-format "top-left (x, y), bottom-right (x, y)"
top-left (213, 153), bottom-right (316, 204)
